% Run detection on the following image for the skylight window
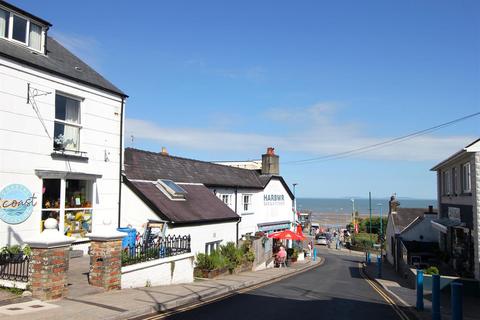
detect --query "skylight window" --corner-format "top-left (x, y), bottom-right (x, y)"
top-left (155, 179), bottom-right (187, 200)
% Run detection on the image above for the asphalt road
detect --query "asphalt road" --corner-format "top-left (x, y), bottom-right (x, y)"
top-left (151, 247), bottom-right (411, 320)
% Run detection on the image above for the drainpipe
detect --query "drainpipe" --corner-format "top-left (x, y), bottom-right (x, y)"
top-left (235, 187), bottom-right (240, 245)
top-left (117, 96), bottom-right (125, 228)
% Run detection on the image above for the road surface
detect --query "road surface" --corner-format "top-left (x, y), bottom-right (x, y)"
top-left (140, 247), bottom-right (413, 320)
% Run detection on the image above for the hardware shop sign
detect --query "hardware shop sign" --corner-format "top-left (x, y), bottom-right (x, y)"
top-left (264, 194), bottom-right (285, 206)
top-left (0, 184), bottom-right (37, 224)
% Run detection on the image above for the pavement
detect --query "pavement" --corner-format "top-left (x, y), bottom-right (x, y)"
top-left (158, 246), bottom-right (413, 320)
top-left (363, 256), bottom-right (480, 320)
top-left (0, 258), bottom-right (322, 320)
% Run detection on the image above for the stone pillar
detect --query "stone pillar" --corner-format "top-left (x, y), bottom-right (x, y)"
top-left (25, 218), bottom-right (74, 301)
top-left (86, 224), bottom-right (126, 291)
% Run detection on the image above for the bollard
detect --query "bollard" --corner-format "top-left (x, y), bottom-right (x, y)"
top-left (377, 255), bottom-right (382, 278)
top-left (416, 270), bottom-right (424, 311)
top-left (367, 252), bottom-right (371, 265)
top-left (451, 282), bottom-right (463, 320)
top-left (313, 248), bottom-right (317, 261)
top-left (432, 274), bottom-right (440, 320)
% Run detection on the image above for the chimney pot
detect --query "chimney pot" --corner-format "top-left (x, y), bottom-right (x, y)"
top-left (161, 147), bottom-right (168, 155)
top-left (267, 147), bottom-right (275, 156)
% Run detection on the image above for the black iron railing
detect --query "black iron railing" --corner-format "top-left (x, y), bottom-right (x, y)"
top-left (0, 253), bottom-right (30, 282)
top-left (122, 235), bottom-right (191, 266)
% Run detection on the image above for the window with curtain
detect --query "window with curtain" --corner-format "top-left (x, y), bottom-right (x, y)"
top-left (29, 22), bottom-right (41, 50)
top-left (53, 94), bottom-right (81, 151)
top-left (0, 8), bottom-right (8, 38)
top-left (462, 162), bottom-right (471, 193)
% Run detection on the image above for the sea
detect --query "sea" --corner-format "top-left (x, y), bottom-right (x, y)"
top-left (297, 197), bottom-right (436, 217)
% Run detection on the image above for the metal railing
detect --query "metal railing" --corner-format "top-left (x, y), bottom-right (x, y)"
top-left (0, 253), bottom-right (30, 282)
top-left (122, 235), bottom-right (191, 266)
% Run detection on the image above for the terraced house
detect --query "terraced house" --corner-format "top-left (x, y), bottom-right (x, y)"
top-left (431, 138), bottom-right (480, 280)
top-left (0, 0), bottom-right (127, 252)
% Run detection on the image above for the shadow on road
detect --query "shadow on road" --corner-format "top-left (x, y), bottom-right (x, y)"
top-left (164, 292), bottom-right (400, 320)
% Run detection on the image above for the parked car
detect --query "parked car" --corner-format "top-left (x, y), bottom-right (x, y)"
top-left (316, 235), bottom-right (328, 245)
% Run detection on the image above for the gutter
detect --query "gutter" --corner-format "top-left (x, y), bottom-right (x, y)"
top-left (117, 96), bottom-right (125, 228)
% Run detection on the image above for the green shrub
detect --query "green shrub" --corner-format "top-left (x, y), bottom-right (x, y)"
top-left (220, 242), bottom-right (243, 269)
top-left (195, 253), bottom-right (212, 270)
top-left (424, 266), bottom-right (439, 275)
top-left (210, 250), bottom-right (228, 269)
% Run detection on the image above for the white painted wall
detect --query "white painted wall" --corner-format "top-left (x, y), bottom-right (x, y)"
top-left (0, 57), bottom-right (124, 246)
top-left (385, 213), bottom-right (396, 265)
top-left (213, 178), bottom-right (294, 237)
top-left (121, 253), bottom-right (194, 288)
top-left (401, 214), bottom-right (438, 242)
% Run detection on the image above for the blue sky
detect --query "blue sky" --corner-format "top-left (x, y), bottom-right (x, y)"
top-left (13, 0), bottom-right (480, 199)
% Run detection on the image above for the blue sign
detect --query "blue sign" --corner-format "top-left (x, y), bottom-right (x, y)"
top-left (0, 184), bottom-right (37, 224)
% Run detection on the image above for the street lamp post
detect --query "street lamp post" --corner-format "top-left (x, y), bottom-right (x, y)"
top-left (292, 183), bottom-right (298, 227)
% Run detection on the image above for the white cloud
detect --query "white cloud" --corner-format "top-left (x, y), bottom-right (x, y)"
top-left (125, 102), bottom-right (476, 162)
top-left (49, 31), bottom-right (103, 70)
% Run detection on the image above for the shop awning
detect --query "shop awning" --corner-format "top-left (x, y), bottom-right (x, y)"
top-left (257, 220), bottom-right (291, 232)
top-left (431, 218), bottom-right (462, 234)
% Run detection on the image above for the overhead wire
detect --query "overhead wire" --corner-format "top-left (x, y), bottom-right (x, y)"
top-left (282, 111), bottom-right (480, 165)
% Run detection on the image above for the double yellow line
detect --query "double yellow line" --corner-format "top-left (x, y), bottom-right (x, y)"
top-left (358, 263), bottom-right (411, 320)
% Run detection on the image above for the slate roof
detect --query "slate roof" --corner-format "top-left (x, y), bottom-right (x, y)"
top-left (125, 179), bottom-right (239, 224)
top-left (258, 174), bottom-right (294, 200)
top-left (0, 31), bottom-right (126, 97)
top-left (124, 148), bottom-right (264, 189)
top-left (391, 208), bottom-right (437, 234)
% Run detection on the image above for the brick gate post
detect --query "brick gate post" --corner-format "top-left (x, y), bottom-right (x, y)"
top-left (86, 222), bottom-right (126, 291)
top-left (25, 218), bottom-right (74, 301)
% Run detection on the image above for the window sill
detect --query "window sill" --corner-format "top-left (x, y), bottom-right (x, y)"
top-left (51, 150), bottom-right (88, 162)
top-left (241, 212), bottom-right (254, 216)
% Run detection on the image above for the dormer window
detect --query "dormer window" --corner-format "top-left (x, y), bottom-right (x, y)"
top-left (0, 6), bottom-right (45, 52)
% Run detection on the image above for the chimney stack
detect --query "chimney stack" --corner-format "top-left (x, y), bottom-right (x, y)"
top-left (161, 147), bottom-right (168, 156)
top-left (261, 147), bottom-right (279, 175)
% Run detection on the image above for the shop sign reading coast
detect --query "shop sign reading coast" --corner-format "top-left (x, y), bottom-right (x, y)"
top-left (0, 184), bottom-right (37, 224)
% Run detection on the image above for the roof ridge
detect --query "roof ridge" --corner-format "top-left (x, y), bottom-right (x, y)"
top-left (125, 147), bottom-right (263, 177)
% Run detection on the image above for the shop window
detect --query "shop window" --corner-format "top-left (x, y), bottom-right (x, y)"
top-left (53, 94), bottom-right (81, 152)
top-left (462, 162), bottom-right (471, 193)
top-left (41, 178), bottom-right (93, 239)
top-left (243, 194), bottom-right (252, 212)
top-left (64, 179), bottom-right (92, 238)
top-left (41, 179), bottom-right (61, 230)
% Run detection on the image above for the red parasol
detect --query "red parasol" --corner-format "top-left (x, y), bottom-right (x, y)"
top-left (268, 229), bottom-right (305, 241)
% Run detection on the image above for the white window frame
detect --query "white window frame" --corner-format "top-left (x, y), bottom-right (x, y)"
top-left (462, 162), bottom-right (471, 193)
top-left (221, 194), bottom-right (231, 206)
top-left (41, 178), bottom-right (96, 240)
top-left (53, 93), bottom-right (83, 152)
top-left (0, 6), bottom-right (45, 53)
top-left (243, 194), bottom-right (252, 212)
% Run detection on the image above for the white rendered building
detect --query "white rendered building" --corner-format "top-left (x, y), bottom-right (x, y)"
top-left (0, 1), bottom-right (127, 249)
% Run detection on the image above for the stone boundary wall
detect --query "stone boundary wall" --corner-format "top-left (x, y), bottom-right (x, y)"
top-left (121, 253), bottom-right (194, 289)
